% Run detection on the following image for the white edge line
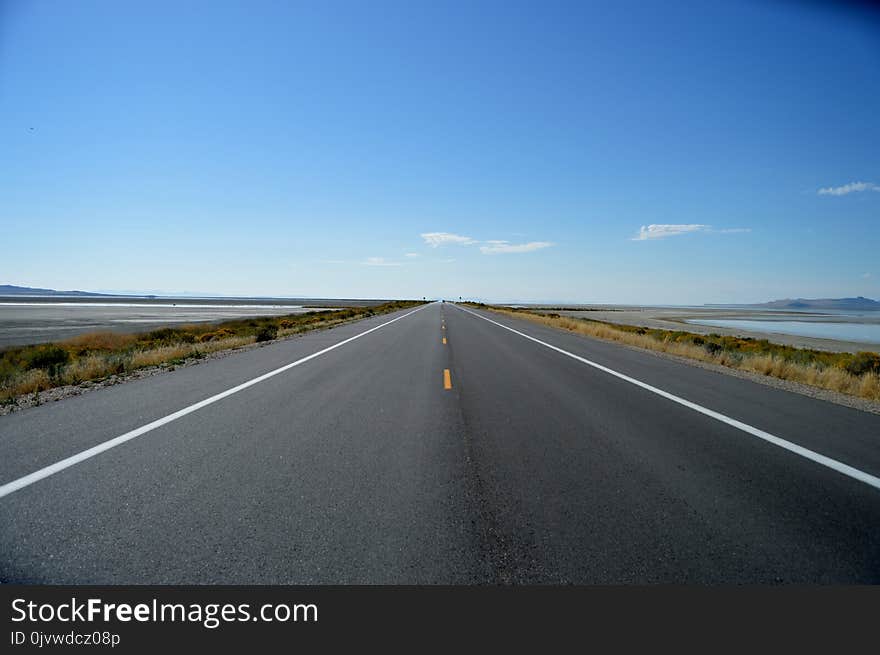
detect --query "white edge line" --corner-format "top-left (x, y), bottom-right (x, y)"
top-left (0, 303), bottom-right (433, 499)
top-left (455, 305), bottom-right (880, 492)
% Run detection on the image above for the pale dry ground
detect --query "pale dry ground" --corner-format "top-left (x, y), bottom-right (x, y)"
top-left (488, 308), bottom-right (880, 405)
top-left (0, 301), bottom-right (339, 348)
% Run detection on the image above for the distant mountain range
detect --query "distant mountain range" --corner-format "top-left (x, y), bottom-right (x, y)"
top-left (3, 285), bottom-right (879, 310)
top-left (741, 297), bottom-right (880, 310)
top-left (0, 284), bottom-right (115, 297)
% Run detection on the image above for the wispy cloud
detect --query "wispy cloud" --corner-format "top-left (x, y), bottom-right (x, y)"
top-left (420, 232), bottom-right (476, 247)
top-left (479, 240), bottom-right (554, 254)
top-left (633, 224), bottom-right (709, 240)
top-left (419, 231), bottom-right (554, 254)
top-left (632, 224), bottom-right (750, 241)
top-left (404, 253), bottom-right (419, 258)
top-left (364, 257), bottom-right (402, 267)
top-left (817, 181), bottom-right (880, 196)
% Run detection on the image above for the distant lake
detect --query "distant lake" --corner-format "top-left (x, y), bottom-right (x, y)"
top-left (686, 318), bottom-right (880, 346)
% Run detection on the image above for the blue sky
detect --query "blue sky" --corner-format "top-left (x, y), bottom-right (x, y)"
top-left (1, 0), bottom-right (878, 303)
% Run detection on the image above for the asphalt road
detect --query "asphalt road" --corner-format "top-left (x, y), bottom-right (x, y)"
top-left (1, 302), bottom-right (878, 583)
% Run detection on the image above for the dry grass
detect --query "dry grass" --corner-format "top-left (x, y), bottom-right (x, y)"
top-left (277, 317), bottom-right (348, 337)
top-left (128, 344), bottom-right (196, 369)
top-left (11, 368), bottom-right (51, 396)
top-left (60, 353), bottom-right (118, 384)
top-left (196, 335), bottom-right (255, 353)
top-left (482, 306), bottom-right (880, 402)
top-left (61, 331), bottom-right (137, 352)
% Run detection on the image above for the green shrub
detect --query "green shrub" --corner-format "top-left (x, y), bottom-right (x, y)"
top-left (704, 342), bottom-right (722, 355)
top-left (197, 328), bottom-right (234, 343)
top-left (844, 351), bottom-right (880, 376)
top-left (255, 325), bottom-right (278, 342)
top-left (23, 345), bottom-right (70, 372)
top-left (141, 327), bottom-right (196, 345)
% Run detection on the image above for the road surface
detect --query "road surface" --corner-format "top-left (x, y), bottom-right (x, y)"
top-left (1, 302), bottom-right (878, 583)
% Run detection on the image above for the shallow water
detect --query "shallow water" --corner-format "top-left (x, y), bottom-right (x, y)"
top-left (686, 319), bottom-right (880, 346)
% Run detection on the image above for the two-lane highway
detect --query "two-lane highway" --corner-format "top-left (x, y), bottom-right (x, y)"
top-left (446, 304), bottom-right (880, 583)
top-left (1, 302), bottom-right (878, 583)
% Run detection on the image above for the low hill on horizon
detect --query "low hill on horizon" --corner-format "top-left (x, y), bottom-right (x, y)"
top-left (0, 284), bottom-right (115, 297)
top-left (745, 296), bottom-right (879, 310)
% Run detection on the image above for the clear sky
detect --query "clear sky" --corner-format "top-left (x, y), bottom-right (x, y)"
top-left (1, 0), bottom-right (878, 303)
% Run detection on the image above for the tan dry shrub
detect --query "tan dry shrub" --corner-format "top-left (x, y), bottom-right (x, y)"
top-left (130, 345), bottom-right (194, 369)
top-left (10, 368), bottom-right (51, 396)
top-left (61, 354), bottom-right (116, 384)
top-left (858, 373), bottom-right (880, 401)
top-left (197, 335), bottom-right (254, 353)
top-left (62, 331), bottom-right (136, 352)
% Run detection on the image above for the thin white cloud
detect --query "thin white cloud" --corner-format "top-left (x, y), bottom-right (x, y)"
top-left (632, 224), bottom-right (750, 240)
top-left (404, 253), bottom-right (419, 258)
top-left (479, 240), bottom-right (554, 254)
top-left (419, 231), bottom-right (554, 254)
top-left (863, 272), bottom-right (873, 279)
top-left (817, 181), bottom-right (880, 196)
top-left (420, 232), bottom-right (477, 247)
top-left (364, 257), bottom-right (402, 267)
top-left (633, 224), bottom-right (709, 241)
top-left (632, 223), bottom-right (752, 241)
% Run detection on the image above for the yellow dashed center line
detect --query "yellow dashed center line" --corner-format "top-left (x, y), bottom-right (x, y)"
top-left (443, 369), bottom-right (452, 389)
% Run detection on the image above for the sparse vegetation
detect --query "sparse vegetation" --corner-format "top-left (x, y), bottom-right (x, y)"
top-left (255, 325), bottom-right (279, 342)
top-left (467, 303), bottom-right (880, 403)
top-left (0, 301), bottom-right (423, 404)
